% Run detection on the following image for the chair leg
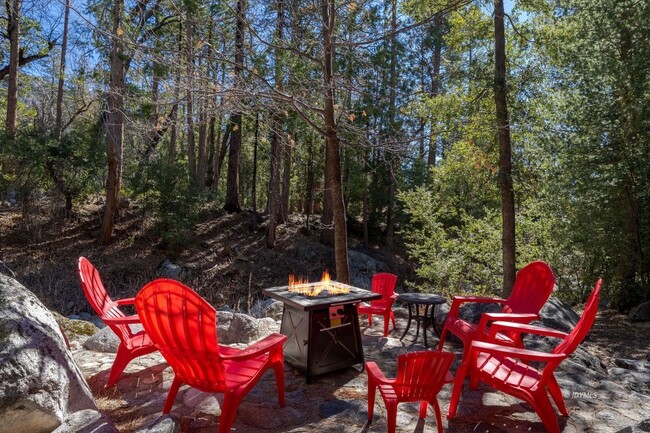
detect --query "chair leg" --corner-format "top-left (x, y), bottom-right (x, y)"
top-left (367, 382), bottom-right (377, 421)
top-left (218, 391), bottom-right (243, 433)
top-left (107, 343), bottom-right (133, 387)
top-left (383, 313), bottom-right (390, 337)
top-left (531, 389), bottom-right (561, 433)
top-left (469, 370), bottom-right (479, 390)
top-left (437, 326), bottom-right (448, 350)
top-left (368, 314), bottom-right (373, 326)
top-left (385, 400), bottom-right (398, 433)
top-left (390, 311), bottom-right (396, 329)
top-left (547, 376), bottom-right (568, 416)
top-left (273, 362), bottom-right (286, 407)
top-left (448, 355), bottom-right (471, 419)
top-left (163, 377), bottom-right (182, 414)
top-left (431, 399), bottom-right (444, 433)
top-left (419, 401), bottom-right (428, 418)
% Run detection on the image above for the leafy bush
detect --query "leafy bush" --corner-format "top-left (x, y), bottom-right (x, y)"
top-left (130, 157), bottom-right (207, 248)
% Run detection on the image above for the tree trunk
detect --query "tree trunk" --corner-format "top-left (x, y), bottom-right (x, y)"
top-left (321, 0), bottom-right (349, 283)
top-left (185, 12), bottom-right (197, 181)
top-left (54, 0), bottom-right (70, 137)
top-left (267, 113), bottom-right (282, 247)
top-left (168, 26), bottom-right (182, 163)
top-left (428, 15), bottom-right (443, 167)
top-left (320, 139), bottom-right (334, 246)
top-left (267, 0), bottom-right (284, 246)
top-left (224, 0), bottom-right (245, 212)
top-left (252, 112), bottom-right (259, 215)
top-left (384, 0), bottom-right (398, 247)
top-left (197, 93), bottom-right (207, 186)
top-left (100, 0), bottom-right (126, 244)
top-left (304, 135), bottom-right (315, 232)
top-left (280, 133), bottom-right (292, 223)
top-left (5, 0), bottom-right (22, 138)
top-left (494, 0), bottom-right (516, 295)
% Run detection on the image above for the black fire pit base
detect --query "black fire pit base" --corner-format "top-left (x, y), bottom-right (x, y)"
top-left (280, 303), bottom-right (365, 383)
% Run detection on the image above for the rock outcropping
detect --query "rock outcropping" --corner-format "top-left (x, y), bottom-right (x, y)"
top-left (0, 274), bottom-right (116, 433)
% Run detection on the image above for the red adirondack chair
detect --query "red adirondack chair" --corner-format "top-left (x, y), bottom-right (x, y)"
top-left (358, 273), bottom-right (399, 337)
top-left (437, 261), bottom-right (555, 350)
top-left (366, 351), bottom-right (455, 433)
top-left (135, 279), bottom-right (287, 433)
top-left (77, 257), bottom-right (156, 387)
top-left (448, 279), bottom-right (602, 433)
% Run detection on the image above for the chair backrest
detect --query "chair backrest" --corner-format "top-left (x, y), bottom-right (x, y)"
top-left (77, 257), bottom-right (132, 343)
top-left (502, 261), bottom-right (555, 314)
top-left (370, 273), bottom-right (398, 308)
top-left (394, 351), bottom-right (455, 400)
top-left (135, 279), bottom-right (226, 389)
top-left (553, 279), bottom-right (602, 356)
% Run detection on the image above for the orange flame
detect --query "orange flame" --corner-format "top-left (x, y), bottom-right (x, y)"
top-left (287, 270), bottom-right (349, 297)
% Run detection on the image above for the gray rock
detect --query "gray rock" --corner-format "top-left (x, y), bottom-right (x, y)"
top-left (89, 315), bottom-right (106, 329)
top-left (615, 358), bottom-right (645, 370)
top-left (539, 297), bottom-right (580, 333)
top-left (616, 419), bottom-right (650, 433)
top-left (0, 275), bottom-right (111, 432)
top-left (83, 324), bottom-right (144, 353)
top-left (458, 301), bottom-right (502, 323)
top-left (629, 301), bottom-right (650, 322)
top-left (217, 311), bottom-right (276, 344)
top-left (251, 299), bottom-right (284, 320)
top-left (83, 325), bottom-right (120, 353)
top-left (155, 260), bottom-right (184, 279)
top-left (134, 415), bottom-right (180, 433)
top-left (54, 409), bottom-right (118, 433)
top-left (319, 400), bottom-right (350, 418)
top-left (347, 250), bottom-right (390, 290)
top-left (238, 402), bottom-right (303, 430)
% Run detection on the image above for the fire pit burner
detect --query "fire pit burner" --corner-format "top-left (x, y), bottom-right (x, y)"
top-left (287, 271), bottom-right (350, 297)
top-left (263, 280), bottom-right (380, 383)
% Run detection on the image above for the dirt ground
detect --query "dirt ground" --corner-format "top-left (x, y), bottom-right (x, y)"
top-left (1, 200), bottom-right (648, 368)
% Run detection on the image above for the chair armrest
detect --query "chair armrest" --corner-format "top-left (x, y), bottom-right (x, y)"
top-left (365, 361), bottom-right (395, 385)
top-left (389, 293), bottom-right (399, 301)
top-left (448, 296), bottom-right (506, 317)
top-left (488, 322), bottom-right (569, 340)
top-left (103, 314), bottom-right (141, 325)
top-left (115, 298), bottom-right (136, 306)
top-left (470, 340), bottom-right (567, 363)
top-left (219, 333), bottom-right (287, 362)
top-left (476, 313), bottom-right (538, 335)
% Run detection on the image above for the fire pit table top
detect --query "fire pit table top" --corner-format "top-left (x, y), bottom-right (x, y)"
top-left (263, 282), bottom-right (381, 311)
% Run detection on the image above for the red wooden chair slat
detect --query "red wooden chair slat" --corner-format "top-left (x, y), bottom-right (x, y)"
top-left (367, 350), bottom-right (455, 433)
top-left (438, 261), bottom-right (555, 350)
top-left (77, 257), bottom-right (157, 387)
top-left (135, 279), bottom-right (287, 433)
top-left (358, 273), bottom-right (399, 337)
top-left (448, 279), bottom-right (603, 433)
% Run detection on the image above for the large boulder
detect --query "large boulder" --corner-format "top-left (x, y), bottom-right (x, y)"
top-left (216, 311), bottom-right (278, 345)
top-left (539, 297), bottom-right (580, 333)
top-left (83, 324), bottom-right (145, 353)
top-left (629, 301), bottom-right (650, 324)
top-left (0, 274), bottom-right (117, 433)
top-left (347, 250), bottom-right (390, 290)
top-left (529, 296), bottom-right (607, 374)
top-left (250, 299), bottom-right (284, 321)
top-left (155, 260), bottom-right (184, 279)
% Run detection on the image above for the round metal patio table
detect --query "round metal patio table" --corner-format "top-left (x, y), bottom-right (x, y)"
top-left (397, 292), bottom-right (447, 348)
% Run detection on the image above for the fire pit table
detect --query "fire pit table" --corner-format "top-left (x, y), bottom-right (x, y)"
top-left (263, 279), bottom-right (381, 383)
